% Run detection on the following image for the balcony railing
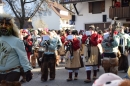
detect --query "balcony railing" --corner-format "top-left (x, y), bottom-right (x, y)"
top-left (109, 7), bottom-right (130, 19)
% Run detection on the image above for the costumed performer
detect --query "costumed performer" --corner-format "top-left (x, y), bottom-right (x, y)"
top-left (118, 26), bottom-right (130, 72)
top-left (83, 25), bottom-right (102, 83)
top-left (101, 28), bottom-right (119, 74)
top-left (40, 31), bottom-right (62, 81)
top-left (0, 13), bottom-right (32, 83)
top-left (65, 30), bottom-right (83, 81)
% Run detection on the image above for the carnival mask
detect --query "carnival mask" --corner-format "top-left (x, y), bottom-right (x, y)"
top-left (0, 18), bottom-right (13, 36)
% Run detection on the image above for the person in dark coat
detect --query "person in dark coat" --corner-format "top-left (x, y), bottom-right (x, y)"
top-left (117, 26), bottom-right (130, 72)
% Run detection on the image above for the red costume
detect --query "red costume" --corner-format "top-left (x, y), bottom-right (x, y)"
top-left (82, 34), bottom-right (88, 44)
top-left (73, 38), bottom-right (80, 51)
top-left (65, 37), bottom-right (80, 51)
top-left (90, 33), bottom-right (98, 46)
top-left (64, 35), bottom-right (83, 82)
top-left (24, 35), bottom-right (33, 61)
top-left (90, 33), bottom-right (103, 46)
top-left (61, 35), bottom-right (66, 44)
top-left (97, 34), bottom-right (103, 44)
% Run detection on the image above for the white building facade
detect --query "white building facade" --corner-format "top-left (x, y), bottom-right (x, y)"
top-left (32, 1), bottom-right (72, 30)
top-left (60, 0), bottom-right (130, 31)
top-left (75, 0), bottom-right (112, 31)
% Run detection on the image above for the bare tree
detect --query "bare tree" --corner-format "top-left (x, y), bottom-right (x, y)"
top-left (2, 0), bottom-right (45, 29)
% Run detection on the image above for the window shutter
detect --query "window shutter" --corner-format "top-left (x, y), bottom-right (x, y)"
top-left (89, 2), bottom-right (92, 13)
top-left (101, 1), bottom-right (105, 12)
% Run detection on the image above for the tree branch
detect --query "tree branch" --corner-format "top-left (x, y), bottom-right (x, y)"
top-left (5, 0), bottom-right (20, 20)
top-left (25, 0), bottom-right (37, 3)
top-left (20, 0), bottom-right (25, 17)
top-left (26, 9), bottom-right (33, 18)
top-left (29, 0), bottom-right (44, 19)
top-left (12, 3), bottom-right (22, 17)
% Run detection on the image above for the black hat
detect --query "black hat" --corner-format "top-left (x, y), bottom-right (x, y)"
top-left (71, 30), bottom-right (78, 35)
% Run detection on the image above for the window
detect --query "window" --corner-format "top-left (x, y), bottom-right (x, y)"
top-left (121, 0), bottom-right (130, 7)
top-left (89, 1), bottom-right (105, 14)
top-left (92, 2), bottom-right (101, 13)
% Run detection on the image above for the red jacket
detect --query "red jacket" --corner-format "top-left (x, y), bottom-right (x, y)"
top-left (90, 33), bottom-right (101, 46)
top-left (73, 38), bottom-right (80, 51)
top-left (97, 34), bottom-right (103, 44)
top-left (82, 34), bottom-right (88, 44)
top-left (64, 38), bottom-right (80, 51)
top-left (61, 36), bottom-right (66, 44)
top-left (90, 33), bottom-right (103, 46)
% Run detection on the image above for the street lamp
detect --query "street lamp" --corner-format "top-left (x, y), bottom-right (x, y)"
top-left (28, 18), bottom-right (32, 22)
top-left (27, 18), bottom-right (32, 31)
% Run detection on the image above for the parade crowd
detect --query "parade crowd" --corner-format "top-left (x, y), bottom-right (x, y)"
top-left (1, 13), bottom-right (130, 86)
top-left (20, 24), bottom-right (130, 83)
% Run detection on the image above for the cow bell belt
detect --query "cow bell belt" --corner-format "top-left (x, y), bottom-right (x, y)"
top-left (0, 66), bottom-right (22, 74)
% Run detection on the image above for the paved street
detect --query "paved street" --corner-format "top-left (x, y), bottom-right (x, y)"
top-left (22, 56), bottom-right (130, 86)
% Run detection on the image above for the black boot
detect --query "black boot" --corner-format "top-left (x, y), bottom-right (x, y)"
top-left (67, 72), bottom-right (72, 81)
top-left (74, 72), bottom-right (78, 80)
top-left (93, 70), bottom-right (97, 80)
top-left (84, 70), bottom-right (91, 83)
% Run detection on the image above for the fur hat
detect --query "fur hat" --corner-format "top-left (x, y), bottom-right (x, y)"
top-left (98, 30), bottom-right (103, 35)
top-left (0, 13), bottom-right (19, 37)
top-left (89, 25), bottom-right (95, 30)
top-left (92, 73), bottom-right (122, 86)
